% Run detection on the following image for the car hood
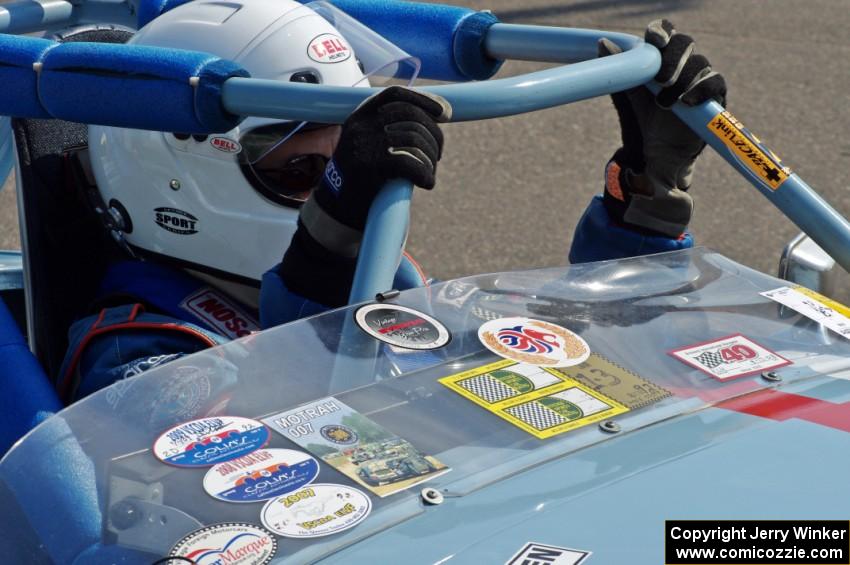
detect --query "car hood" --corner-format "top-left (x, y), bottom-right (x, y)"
top-left (2, 248), bottom-right (850, 564)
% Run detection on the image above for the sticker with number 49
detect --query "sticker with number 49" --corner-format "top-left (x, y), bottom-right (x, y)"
top-left (668, 334), bottom-right (791, 381)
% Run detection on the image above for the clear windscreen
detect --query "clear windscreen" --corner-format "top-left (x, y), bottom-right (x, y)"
top-left (305, 1), bottom-right (421, 86)
top-left (3, 248), bottom-right (850, 563)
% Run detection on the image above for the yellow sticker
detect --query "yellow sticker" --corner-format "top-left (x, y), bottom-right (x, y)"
top-left (793, 286), bottom-right (850, 318)
top-left (439, 359), bottom-right (629, 439)
top-left (555, 354), bottom-right (672, 410)
top-left (708, 110), bottom-right (791, 190)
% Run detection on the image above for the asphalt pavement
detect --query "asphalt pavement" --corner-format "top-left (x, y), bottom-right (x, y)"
top-left (2, 0), bottom-right (848, 287)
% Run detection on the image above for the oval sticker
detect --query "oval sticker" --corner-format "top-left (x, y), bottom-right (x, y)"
top-left (261, 484), bottom-right (371, 538)
top-left (478, 317), bottom-right (590, 367)
top-left (354, 304), bottom-right (451, 350)
top-left (168, 522), bottom-right (277, 565)
top-left (153, 416), bottom-right (270, 468)
top-left (154, 207), bottom-right (199, 235)
top-left (307, 33), bottom-right (352, 64)
top-left (210, 136), bottom-right (242, 154)
top-left (203, 448), bottom-right (320, 503)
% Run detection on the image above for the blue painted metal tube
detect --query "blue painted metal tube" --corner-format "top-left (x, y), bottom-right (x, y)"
top-left (668, 96), bottom-right (850, 273)
top-left (348, 179), bottom-right (413, 303)
top-left (0, 0), bottom-right (74, 34)
top-left (333, 24), bottom-right (657, 303)
top-left (484, 22), bottom-right (640, 63)
top-left (220, 27), bottom-right (660, 123)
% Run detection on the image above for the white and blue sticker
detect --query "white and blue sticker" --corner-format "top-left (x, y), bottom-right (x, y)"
top-left (153, 416), bottom-right (270, 468)
top-left (203, 448), bottom-right (320, 503)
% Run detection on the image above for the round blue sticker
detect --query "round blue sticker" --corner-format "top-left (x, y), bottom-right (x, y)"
top-left (203, 449), bottom-right (320, 503)
top-left (153, 416), bottom-right (270, 468)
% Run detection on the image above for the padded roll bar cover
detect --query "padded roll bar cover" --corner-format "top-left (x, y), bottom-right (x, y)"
top-left (39, 42), bottom-right (249, 133)
top-left (137, 0), bottom-right (193, 29)
top-left (0, 35), bottom-right (55, 118)
top-left (0, 298), bottom-right (61, 456)
top-left (326, 0), bottom-right (503, 81)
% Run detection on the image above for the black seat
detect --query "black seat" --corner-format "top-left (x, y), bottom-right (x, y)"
top-left (13, 25), bottom-right (134, 379)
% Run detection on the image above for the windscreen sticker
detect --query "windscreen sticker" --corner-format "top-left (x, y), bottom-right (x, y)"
top-left (260, 484), bottom-right (371, 538)
top-left (203, 449), bottom-right (319, 503)
top-left (554, 354), bottom-right (672, 409)
top-left (168, 522), bottom-right (277, 565)
top-left (668, 334), bottom-right (791, 380)
top-left (478, 317), bottom-right (590, 367)
top-left (762, 286), bottom-right (850, 341)
top-left (791, 286), bottom-right (850, 318)
top-left (505, 542), bottom-right (591, 565)
top-left (263, 397), bottom-right (449, 497)
top-left (440, 360), bottom-right (628, 439)
top-left (153, 416), bottom-right (269, 468)
top-left (708, 110), bottom-right (791, 190)
top-left (435, 280), bottom-right (478, 308)
top-left (354, 304), bottom-right (451, 350)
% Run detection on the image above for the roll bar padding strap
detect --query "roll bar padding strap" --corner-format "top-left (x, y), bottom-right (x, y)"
top-left (0, 35), bottom-right (55, 118)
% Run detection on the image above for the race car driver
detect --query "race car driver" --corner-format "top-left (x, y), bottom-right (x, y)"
top-left (58, 1), bottom-right (725, 402)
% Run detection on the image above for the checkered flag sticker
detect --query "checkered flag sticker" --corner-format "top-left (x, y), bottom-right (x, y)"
top-left (694, 350), bottom-right (724, 369)
top-left (505, 400), bottom-right (568, 431)
top-left (459, 374), bottom-right (519, 404)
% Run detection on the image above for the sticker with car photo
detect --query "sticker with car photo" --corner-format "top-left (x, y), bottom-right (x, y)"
top-left (263, 397), bottom-right (449, 497)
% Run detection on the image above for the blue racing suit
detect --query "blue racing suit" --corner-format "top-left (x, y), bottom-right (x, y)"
top-left (59, 194), bottom-right (692, 403)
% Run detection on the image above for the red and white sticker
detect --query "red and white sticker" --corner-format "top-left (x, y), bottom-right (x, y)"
top-left (478, 317), bottom-right (590, 367)
top-left (180, 287), bottom-right (260, 340)
top-left (307, 33), bottom-right (352, 64)
top-left (668, 334), bottom-right (790, 381)
top-left (168, 522), bottom-right (277, 565)
top-left (210, 136), bottom-right (242, 154)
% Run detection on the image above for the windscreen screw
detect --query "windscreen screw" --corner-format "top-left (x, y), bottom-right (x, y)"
top-left (169, 179), bottom-right (181, 191)
top-left (110, 499), bottom-right (141, 530)
top-left (761, 371), bottom-right (782, 382)
top-left (421, 487), bottom-right (444, 505)
top-left (599, 420), bottom-right (621, 434)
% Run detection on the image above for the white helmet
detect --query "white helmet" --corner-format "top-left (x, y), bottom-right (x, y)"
top-left (88, 0), bottom-right (418, 284)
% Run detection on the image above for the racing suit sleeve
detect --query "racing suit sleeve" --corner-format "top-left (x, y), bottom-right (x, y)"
top-left (568, 194), bottom-right (694, 264)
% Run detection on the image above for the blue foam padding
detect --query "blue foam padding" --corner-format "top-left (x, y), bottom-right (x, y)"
top-left (0, 415), bottom-right (101, 563)
top-left (39, 42), bottom-right (248, 133)
top-left (137, 0), bottom-right (193, 29)
top-left (452, 10), bottom-right (501, 80)
top-left (323, 0), bottom-right (502, 82)
top-left (0, 298), bottom-right (61, 455)
top-left (0, 34), bottom-right (55, 118)
top-left (136, 0), bottom-right (503, 82)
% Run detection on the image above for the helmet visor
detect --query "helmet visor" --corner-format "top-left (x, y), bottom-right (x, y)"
top-left (241, 122), bottom-right (340, 203)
